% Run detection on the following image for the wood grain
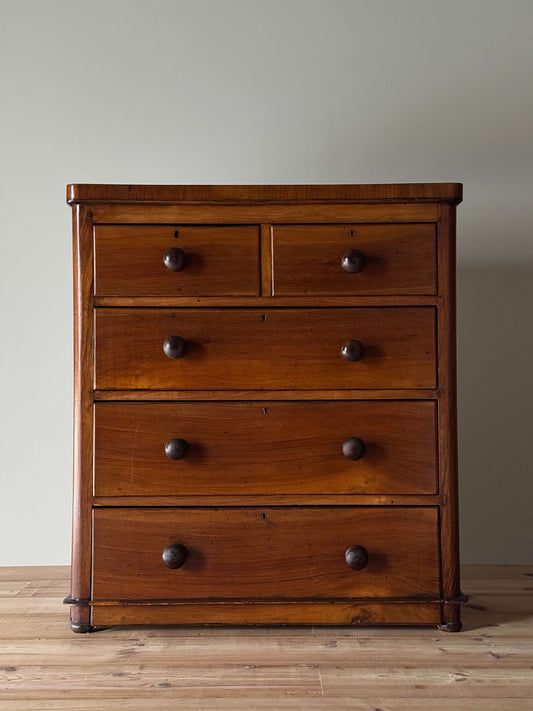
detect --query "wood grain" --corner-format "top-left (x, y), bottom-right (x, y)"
top-left (67, 182), bottom-right (463, 204)
top-left (436, 204), bottom-right (462, 627)
top-left (69, 204), bottom-right (93, 630)
top-left (2, 565), bottom-right (531, 707)
top-left (94, 307), bottom-right (437, 390)
top-left (92, 495), bottom-right (442, 506)
top-left (92, 388), bottom-right (439, 401)
top-left (94, 401), bottom-right (437, 496)
top-left (91, 602), bottom-right (441, 627)
top-left (94, 295), bottom-right (440, 307)
top-left (91, 507), bottom-right (440, 601)
top-left (272, 223), bottom-right (436, 296)
top-left (90, 202), bottom-right (440, 225)
top-left (95, 225), bottom-right (260, 297)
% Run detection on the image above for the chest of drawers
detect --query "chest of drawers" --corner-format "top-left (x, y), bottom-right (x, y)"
top-left (65, 183), bottom-right (464, 632)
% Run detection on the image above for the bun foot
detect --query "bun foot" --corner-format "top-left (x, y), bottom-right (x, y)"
top-left (438, 621), bottom-right (463, 633)
top-left (70, 621), bottom-right (93, 633)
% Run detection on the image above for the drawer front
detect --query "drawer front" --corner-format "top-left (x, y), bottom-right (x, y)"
top-left (272, 224), bottom-right (436, 295)
top-left (92, 507), bottom-right (440, 600)
top-left (95, 307), bottom-right (436, 389)
top-left (94, 225), bottom-right (260, 296)
top-left (94, 401), bottom-right (437, 496)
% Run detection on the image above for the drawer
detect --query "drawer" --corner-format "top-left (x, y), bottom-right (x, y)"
top-left (272, 224), bottom-right (436, 295)
top-left (94, 225), bottom-right (260, 296)
top-left (94, 401), bottom-right (437, 496)
top-left (95, 307), bottom-right (436, 390)
top-left (92, 507), bottom-right (440, 600)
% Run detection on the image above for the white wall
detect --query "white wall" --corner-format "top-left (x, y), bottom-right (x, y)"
top-left (1, 0), bottom-right (532, 566)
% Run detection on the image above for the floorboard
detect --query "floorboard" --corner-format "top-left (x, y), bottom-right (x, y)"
top-left (0, 565), bottom-right (531, 709)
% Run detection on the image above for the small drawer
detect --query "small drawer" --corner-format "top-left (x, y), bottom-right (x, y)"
top-left (92, 507), bottom-right (440, 600)
top-left (95, 307), bottom-right (436, 390)
top-left (94, 224), bottom-right (260, 296)
top-left (94, 401), bottom-right (437, 496)
top-left (272, 224), bottom-right (436, 295)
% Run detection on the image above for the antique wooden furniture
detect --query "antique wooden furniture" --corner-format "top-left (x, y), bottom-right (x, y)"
top-left (65, 183), bottom-right (464, 632)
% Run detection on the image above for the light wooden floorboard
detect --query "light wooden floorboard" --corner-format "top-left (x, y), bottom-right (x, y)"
top-left (0, 565), bottom-right (531, 708)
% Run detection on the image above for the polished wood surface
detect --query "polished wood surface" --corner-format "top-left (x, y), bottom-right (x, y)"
top-left (436, 203), bottom-right (461, 629)
top-left (91, 202), bottom-right (441, 225)
top-left (94, 295), bottom-right (440, 307)
top-left (68, 182), bottom-right (463, 204)
top-left (94, 401), bottom-right (437, 496)
top-left (272, 224), bottom-right (436, 295)
top-left (1, 565), bottom-right (531, 707)
top-left (92, 601), bottom-right (441, 627)
top-left (68, 183), bottom-right (462, 632)
top-left (95, 307), bottom-right (436, 390)
top-left (95, 225), bottom-right (260, 296)
top-left (69, 205), bottom-right (93, 632)
top-left (93, 494), bottom-right (442, 506)
top-left (93, 388), bottom-right (439, 401)
top-left (92, 507), bottom-right (440, 601)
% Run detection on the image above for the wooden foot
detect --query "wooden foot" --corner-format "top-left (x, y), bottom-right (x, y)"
top-left (438, 621), bottom-right (463, 633)
top-left (70, 621), bottom-right (93, 633)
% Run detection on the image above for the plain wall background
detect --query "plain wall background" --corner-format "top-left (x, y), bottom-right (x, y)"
top-left (1, 0), bottom-right (532, 566)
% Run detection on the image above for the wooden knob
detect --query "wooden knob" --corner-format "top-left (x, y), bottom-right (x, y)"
top-left (162, 543), bottom-right (188, 569)
top-left (345, 545), bottom-right (368, 570)
top-left (164, 247), bottom-right (187, 272)
top-left (341, 248), bottom-right (366, 273)
top-left (163, 335), bottom-right (187, 359)
top-left (342, 437), bottom-right (366, 461)
top-left (165, 438), bottom-right (188, 460)
top-left (341, 339), bottom-right (364, 362)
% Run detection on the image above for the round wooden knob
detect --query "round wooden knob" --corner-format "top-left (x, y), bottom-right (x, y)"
top-left (165, 438), bottom-right (188, 460)
top-left (164, 247), bottom-right (187, 272)
top-left (341, 248), bottom-right (366, 273)
top-left (342, 437), bottom-right (366, 461)
top-left (162, 543), bottom-right (188, 569)
top-left (345, 545), bottom-right (368, 570)
top-left (163, 335), bottom-right (187, 359)
top-left (341, 339), bottom-right (364, 362)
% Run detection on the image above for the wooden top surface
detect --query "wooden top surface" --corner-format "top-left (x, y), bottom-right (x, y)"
top-left (67, 183), bottom-right (463, 204)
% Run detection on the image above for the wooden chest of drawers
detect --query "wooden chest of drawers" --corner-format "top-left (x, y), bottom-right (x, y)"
top-left (65, 183), bottom-right (464, 632)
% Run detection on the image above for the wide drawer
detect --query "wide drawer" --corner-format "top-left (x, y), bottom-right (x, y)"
top-left (94, 401), bottom-right (437, 496)
top-left (94, 224), bottom-right (260, 296)
top-left (92, 507), bottom-right (440, 600)
top-left (95, 308), bottom-right (436, 390)
top-left (272, 224), bottom-right (436, 295)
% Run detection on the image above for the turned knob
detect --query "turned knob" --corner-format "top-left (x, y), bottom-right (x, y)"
top-left (164, 247), bottom-right (187, 272)
top-left (342, 437), bottom-right (366, 461)
top-left (165, 438), bottom-right (188, 460)
top-left (341, 339), bottom-right (364, 362)
top-left (341, 248), bottom-right (366, 273)
top-left (163, 335), bottom-right (187, 359)
top-left (345, 545), bottom-right (368, 570)
top-left (162, 543), bottom-right (188, 569)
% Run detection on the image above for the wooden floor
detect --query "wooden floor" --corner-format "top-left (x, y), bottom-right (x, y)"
top-left (0, 566), bottom-right (531, 709)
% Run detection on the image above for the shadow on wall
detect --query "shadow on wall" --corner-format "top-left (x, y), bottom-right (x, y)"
top-left (457, 263), bottom-right (533, 565)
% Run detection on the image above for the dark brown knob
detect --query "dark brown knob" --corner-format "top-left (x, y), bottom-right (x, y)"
top-left (345, 545), bottom-right (368, 570)
top-left (163, 335), bottom-right (187, 359)
top-left (164, 247), bottom-right (187, 272)
top-left (162, 543), bottom-right (188, 569)
top-left (165, 438), bottom-right (188, 460)
top-left (341, 248), bottom-right (365, 273)
top-left (341, 339), bottom-right (364, 362)
top-left (342, 437), bottom-right (366, 461)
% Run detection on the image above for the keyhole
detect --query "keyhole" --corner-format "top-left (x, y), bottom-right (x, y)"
top-left (261, 513), bottom-right (266, 521)
top-left (262, 314), bottom-right (267, 322)
top-left (350, 229), bottom-right (355, 237)
top-left (173, 230), bottom-right (180, 239)
top-left (263, 407), bottom-right (268, 414)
